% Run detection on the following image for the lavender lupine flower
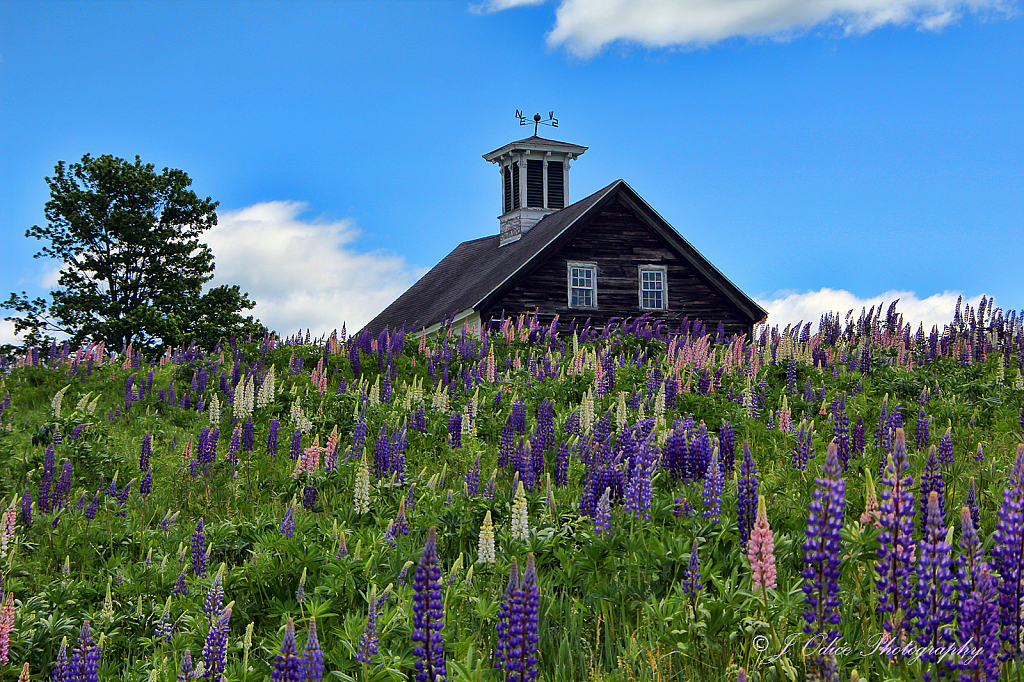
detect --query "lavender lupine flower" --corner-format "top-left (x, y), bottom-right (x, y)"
top-left (242, 416), bottom-right (255, 452)
top-left (140, 468), bottom-right (151, 499)
top-left (792, 420), bottom-right (813, 471)
top-left (956, 567), bottom-right (1002, 682)
top-left (411, 527), bottom-right (447, 682)
top-left (304, 616), bottom-right (324, 682)
top-left (851, 416), bottom-right (865, 458)
top-left (911, 491), bottom-right (954, 666)
top-left (719, 420), bottom-right (735, 473)
top-left (54, 460), bottom-right (72, 510)
top-left (280, 502), bottom-right (296, 538)
top-left (356, 586), bottom-right (383, 663)
top-left (114, 478), bottom-right (134, 517)
top-left (192, 518), bottom-right (207, 577)
top-left (290, 428), bottom-right (302, 461)
top-left (876, 428), bottom-right (916, 639)
top-left (992, 468), bottom-right (1024, 662)
top-left (682, 539), bottom-right (701, 595)
top-left (918, 445), bottom-right (946, 537)
top-left (84, 490), bottom-right (100, 520)
top-left (802, 441), bottom-right (846, 639)
top-left (938, 427), bottom-right (954, 466)
top-left (273, 617), bottom-right (304, 682)
top-left (737, 441), bottom-right (759, 550)
top-left (203, 572), bottom-right (224, 625)
top-left (832, 393), bottom-right (850, 470)
top-left (702, 450), bottom-right (723, 524)
top-left (155, 597), bottom-right (174, 643)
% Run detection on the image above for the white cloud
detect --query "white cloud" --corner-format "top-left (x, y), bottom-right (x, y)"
top-left (471, 0), bottom-right (546, 12)
top-left (206, 201), bottom-right (424, 338)
top-left (0, 319), bottom-right (20, 346)
top-left (757, 287), bottom-right (991, 331)
top-left (483, 0), bottom-right (1017, 57)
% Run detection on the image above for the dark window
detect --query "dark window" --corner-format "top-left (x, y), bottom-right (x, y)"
top-left (512, 162), bottom-right (520, 210)
top-left (527, 160), bottom-right (544, 207)
top-left (547, 161), bottom-right (564, 209)
top-left (503, 165), bottom-right (512, 214)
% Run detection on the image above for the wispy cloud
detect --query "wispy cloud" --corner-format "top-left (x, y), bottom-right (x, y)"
top-left (471, 0), bottom-right (546, 13)
top-left (757, 287), bottom-right (989, 330)
top-left (205, 201), bottom-right (424, 338)
top-left (480, 0), bottom-right (1017, 57)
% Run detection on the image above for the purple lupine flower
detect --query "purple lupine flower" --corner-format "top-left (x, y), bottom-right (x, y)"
top-left (555, 441), bottom-right (569, 487)
top-left (448, 412), bottom-right (462, 449)
top-left (84, 490), bottom-right (100, 520)
top-left (802, 441), bottom-right (846, 639)
top-left (242, 416), bottom-right (255, 452)
top-left (203, 575), bottom-right (224, 625)
top-left (495, 558), bottom-right (519, 673)
top-left (673, 497), bottom-right (694, 519)
top-left (304, 616), bottom-right (325, 682)
top-left (140, 468), bottom-right (152, 499)
top-left (177, 650), bottom-right (193, 682)
top-left (832, 393), bottom-right (850, 470)
top-left (702, 450), bottom-right (723, 524)
top-left (227, 425), bottom-right (241, 464)
top-left (302, 485), bottom-right (317, 511)
top-left (682, 539), bottom-right (701, 594)
top-left (719, 420), bottom-right (735, 473)
top-left (938, 427), bottom-right (954, 466)
top-left (593, 487), bottom-right (612, 537)
top-left (911, 491), bottom-right (954, 661)
top-left (356, 590), bottom-right (384, 663)
top-left (202, 606), bottom-right (231, 682)
top-left (290, 428), bottom-right (303, 461)
top-left (114, 478), bottom-right (134, 517)
top-left (71, 620), bottom-right (99, 682)
top-left (411, 527), bottom-right (447, 682)
top-left (267, 418), bottom-right (280, 460)
top-left (876, 428), bottom-right (916, 639)
top-left (792, 420), bottom-right (813, 471)
top-left (510, 397), bottom-right (526, 434)
top-left (965, 477), bottom-right (980, 530)
top-left (957, 506), bottom-right (984, 602)
top-left (192, 518), bottom-right (207, 577)
top-left (918, 445), bottom-right (945, 536)
top-left (915, 409), bottom-right (930, 451)
top-left (53, 460), bottom-right (72, 510)
top-left (992, 473), bottom-right (1024, 662)
top-left (956, 566), bottom-right (1002, 681)
top-left (139, 431), bottom-right (152, 472)
top-left (53, 636), bottom-right (71, 682)
top-left (394, 500), bottom-right (410, 536)
top-left (464, 454), bottom-right (481, 498)
top-left (499, 553), bottom-right (541, 682)
top-left (280, 503), bottom-right (295, 538)
top-left (155, 600), bottom-right (174, 643)
top-left (272, 614), bottom-right (303, 679)
top-left (19, 489), bottom-right (30, 527)
top-left (406, 482), bottom-right (417, 511)
top-left (851, 416), bottom-right (865, 458)
top-left (374, 424), bottom-right (391, 479)
top-left (737, 441), bottom-right (759, 550)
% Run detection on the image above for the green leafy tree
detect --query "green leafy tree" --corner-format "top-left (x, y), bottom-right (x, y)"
top-left (3, 153), bottom-right (265, 352)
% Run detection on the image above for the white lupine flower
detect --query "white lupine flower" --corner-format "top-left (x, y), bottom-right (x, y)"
top-left (477, 510), bottom-right (496, 564)
top-left (51, 384), bottom-right (71, 418)
top-left (87, 395), bottom-right (100, 414)
top-left (580, 390), bottom-right (595, 433)
top-left (257, 365), bottom-right (276, 409)
top-left (616, 392), bottom-right (628, 430)
top-left (75, 392), bottom-right (92, 412)
top-left (354, 453), bottom-right (371, 514)
top-left (209, 393), bottom-right (221, 424)
top-left (511, 482), bottom-right (529, 541)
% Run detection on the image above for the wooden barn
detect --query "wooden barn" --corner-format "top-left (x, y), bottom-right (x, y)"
top-left (365, 133), bottom-right (766, 337)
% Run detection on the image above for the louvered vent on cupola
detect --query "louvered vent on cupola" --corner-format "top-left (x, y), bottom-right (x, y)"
top-left (483, 134), bottom-right (588, 246)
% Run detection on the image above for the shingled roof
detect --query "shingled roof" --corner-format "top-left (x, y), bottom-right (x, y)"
top-left (364, 179), bottom-right (766, 333)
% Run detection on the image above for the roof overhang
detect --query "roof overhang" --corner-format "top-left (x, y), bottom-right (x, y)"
top-left (483, 137), bottom-right (588, 163)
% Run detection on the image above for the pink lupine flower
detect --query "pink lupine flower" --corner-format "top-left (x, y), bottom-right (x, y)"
top-left (748, 495), bottom-right (777, 598)
top-left (0, 591), bottom-right (15, 664)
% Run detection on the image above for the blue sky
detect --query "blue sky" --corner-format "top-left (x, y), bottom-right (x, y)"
top-left (1, 0), bottom-right (1021, 340)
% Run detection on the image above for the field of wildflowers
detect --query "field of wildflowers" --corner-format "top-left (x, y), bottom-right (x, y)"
top-left (0, 297), bottom-right (1022, 681)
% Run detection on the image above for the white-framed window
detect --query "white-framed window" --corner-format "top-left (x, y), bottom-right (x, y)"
top-left (639, 265), bottom-right (667, 310)
top-left (567, 261), bottom-right (597, 308)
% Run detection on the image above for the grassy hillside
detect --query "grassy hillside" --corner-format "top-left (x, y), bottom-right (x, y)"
top-left (0, 301), bottom-right (1022, 682)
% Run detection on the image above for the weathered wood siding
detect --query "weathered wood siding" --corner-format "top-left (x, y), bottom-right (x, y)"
top-left (482, 197), bottom-right (755, 336)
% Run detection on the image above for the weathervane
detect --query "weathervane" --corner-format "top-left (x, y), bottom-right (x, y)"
top-left (516, 110), bottom-right (558, 136)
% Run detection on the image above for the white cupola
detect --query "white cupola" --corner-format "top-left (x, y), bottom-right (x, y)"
top-left (483, 121), bottom-right (587, 246)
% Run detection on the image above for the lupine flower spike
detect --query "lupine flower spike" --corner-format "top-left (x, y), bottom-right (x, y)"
top-left (411, 527), bottom-right (447, 682)
top-left (748, 494), bottom-right (777, 600)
